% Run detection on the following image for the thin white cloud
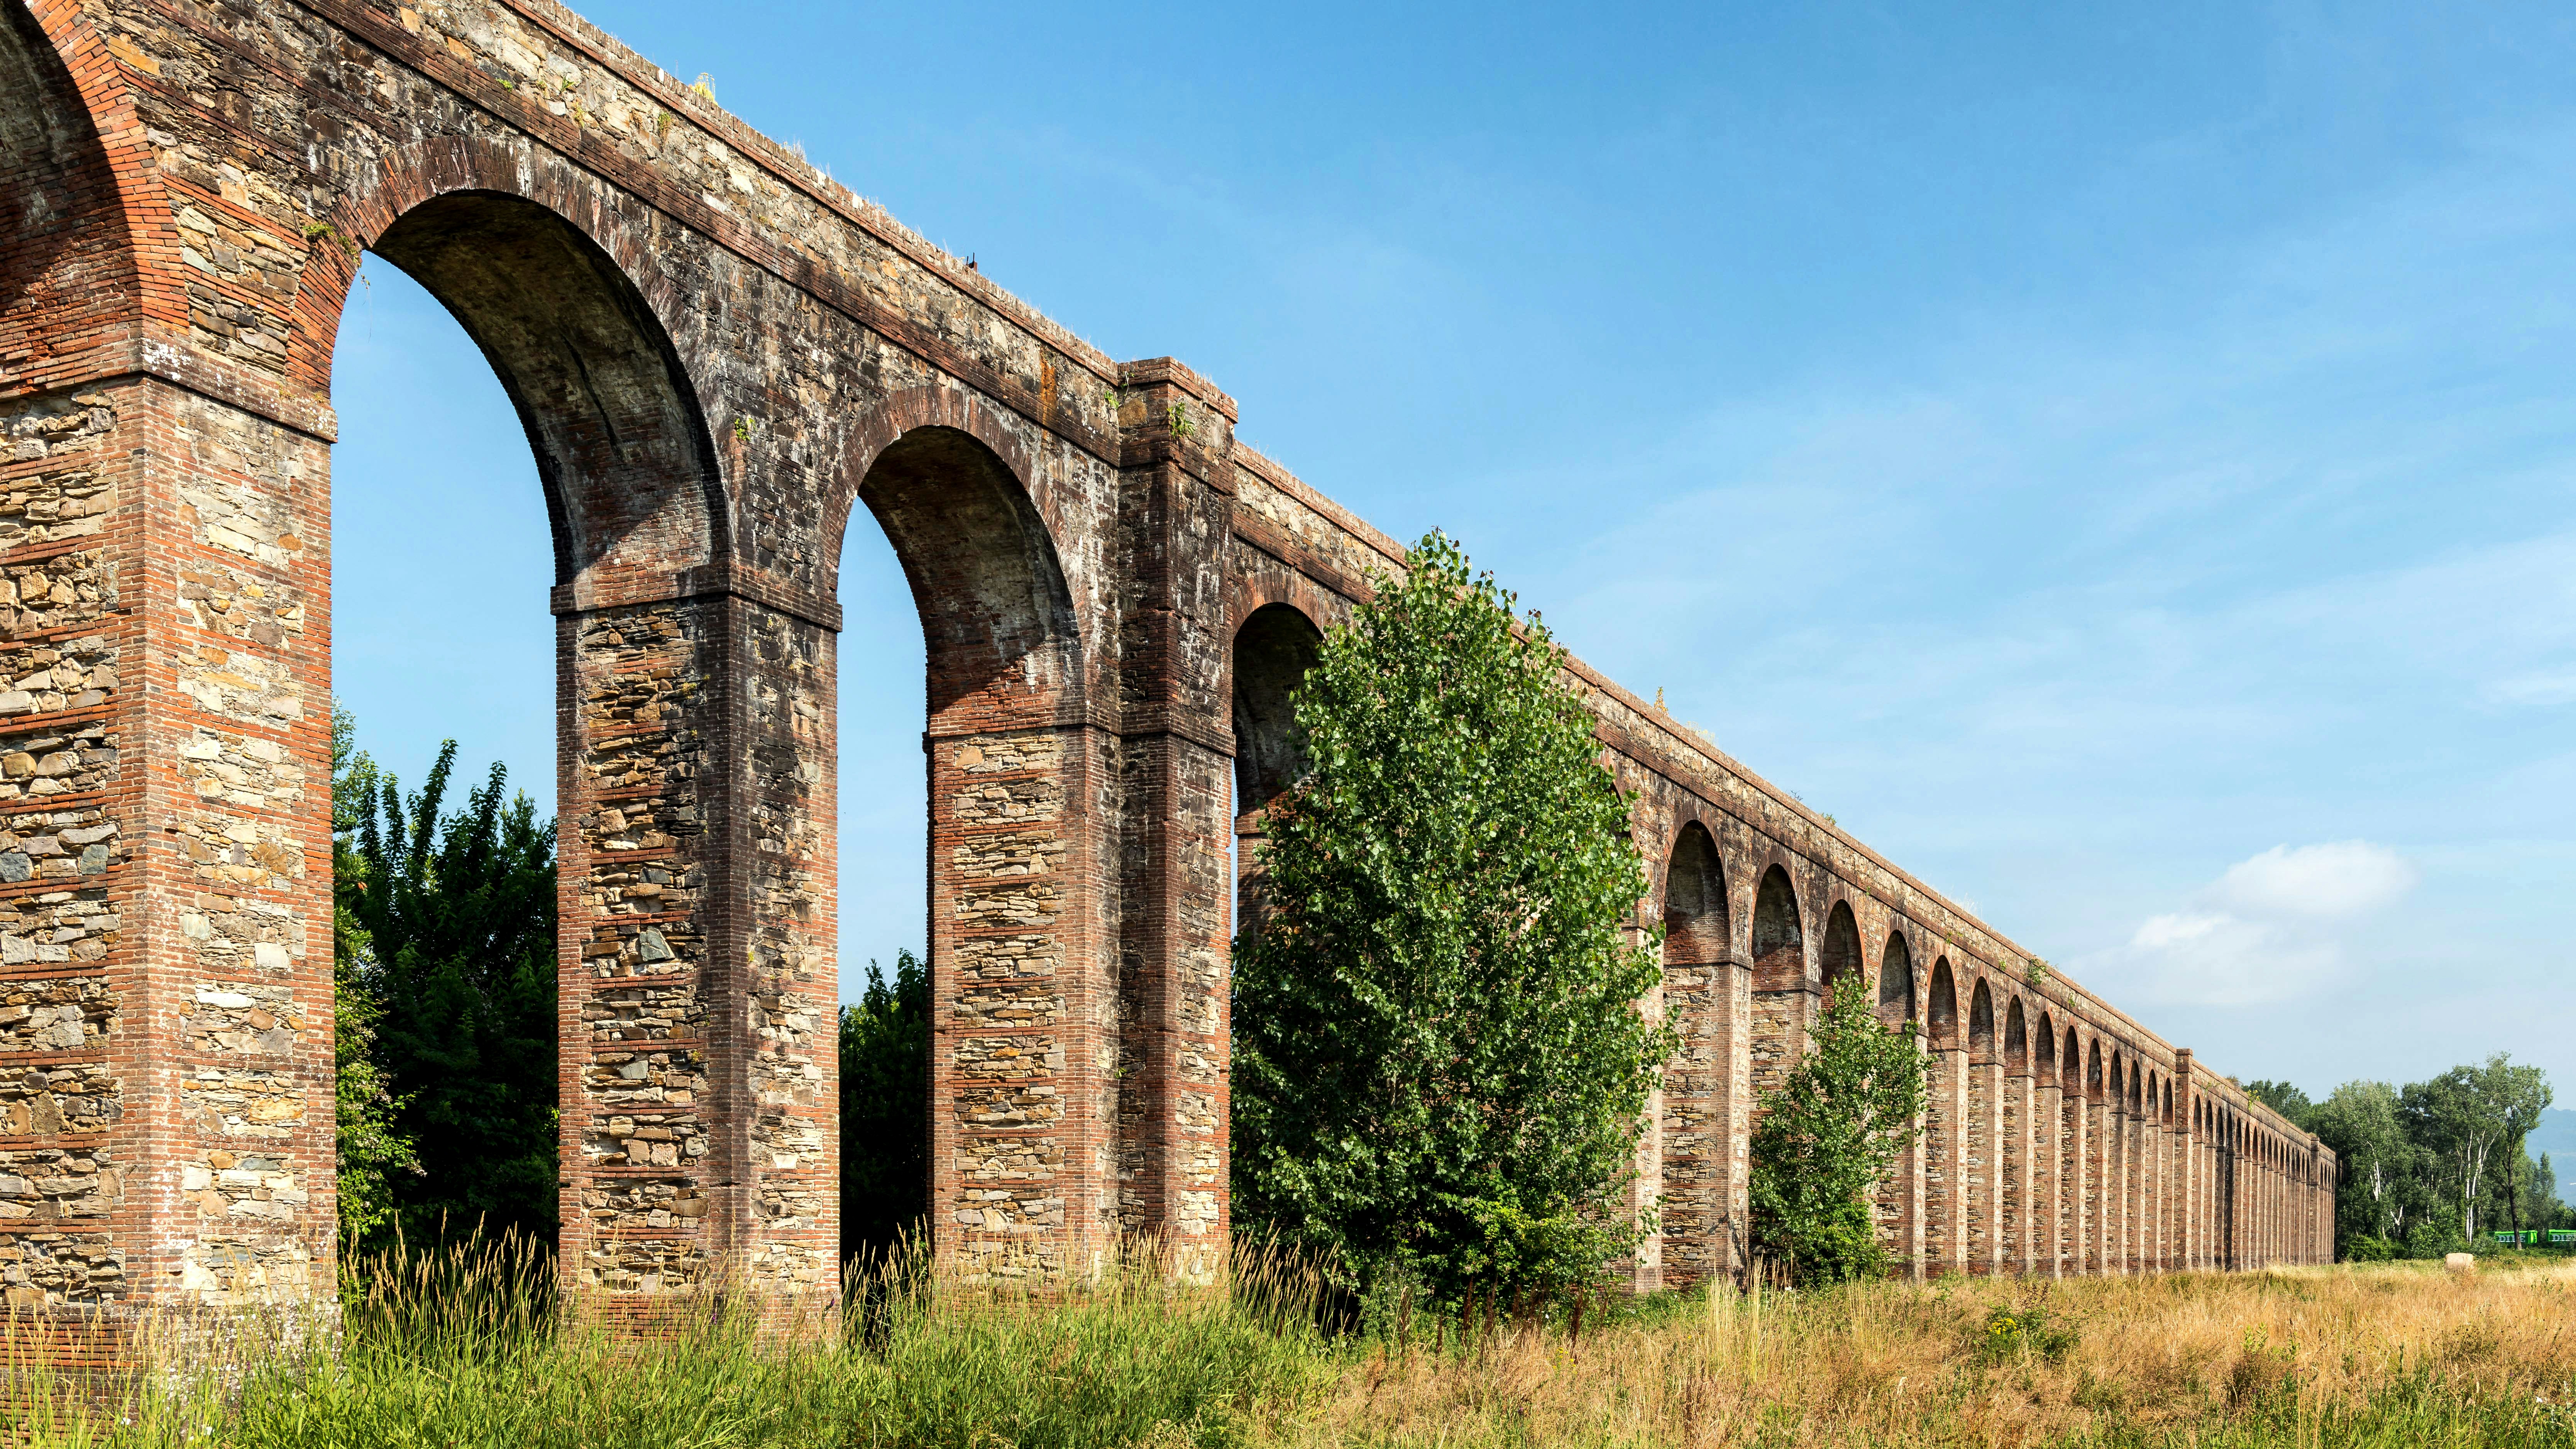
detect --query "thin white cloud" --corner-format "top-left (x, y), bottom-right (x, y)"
top-left (2083, 841), bottom-right (2419, 1007)
top-left (2207, 841), bottom-right (2419, 919)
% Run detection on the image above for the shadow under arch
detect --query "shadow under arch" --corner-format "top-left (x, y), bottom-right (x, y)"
top-left (1748, 865), bottom-right (1807, 1095)
top-left (365, 190), bottom-right (722, 586)
top-left (1232, 603), bottom-right (1322, 821)
top-left (1750, 866), bottom-right (1803, 993)
top-left (2004, 996), bottom-right (2027, 1074)
top-left (0, 5), bottom-right (139, 355)
top-left (844, 423), bottom-right (1081, 729)
top-left (1819, 901), bottom-right (1862, 1005)
top-left (1662, 821), bottom-right (1730, 967)
top-left (1967, 978), bottom-right (1995, 1064)
top-left (1231, 601), bottom-right (1323, 931)
top-left (1878, 931), bottom-right (1915, 1024)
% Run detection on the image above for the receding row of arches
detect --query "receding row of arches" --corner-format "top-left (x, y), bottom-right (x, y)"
top-left (1220, 583), bottom-right (2334, 1289)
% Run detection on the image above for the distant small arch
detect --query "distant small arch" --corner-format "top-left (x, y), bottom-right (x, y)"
top-left (1820, 901), bottom-right (1863, 1005)
top-left (1968, 978), bottom-right (1996, 1063)
top-left (2004, 996), bottom-right (2028, 1073)
top-left (1877, 932), bottom-right (1916, 1023)
top-left (2064, 1027), bottom-right (2082, 1092)
top-left (2034, 1011), bottom-right (2056, 1081)
top-left (1751, 866), bottom-right (1805, 993)
top-left (2087, 1039), bottom-right (2105, 1098)
top-left (1662, 821), bottom-right (1730, 968)
top-left (1925, 958), bottom-right (1959, 1049)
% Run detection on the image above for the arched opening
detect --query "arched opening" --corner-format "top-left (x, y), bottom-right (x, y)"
top-left (1661, 821), bottom-right (1730, 967)
top-left (836, 421), bottom-right (1080, 1266)
top-left (2064, 1028), bottom-right (2081, 1093)
top-left (0, 5), bottom-right (137, 376)
top-left (1658, 820), bottom-right (1730, 1286)
top-left (2034, 1011), bottom-right (2056, 1082)
top-left (2087, 1040), bottom-right (2104, 1099)
top-left (1232, 604), bottom-right (1322, 821)
top-left (1878, 932), bottom-right (1915, 1023)
top-left (370, 191), bottom-right (720, 582)
top-left (1229, 602), bottom-right (1323, 934)
top-left (1967, 979), bottom-right (1995, 1064)
top-left (1926, 960), bottom-right (1958, 1050)
top-left (2004, 997), bottom-right (2027, 1074)
top-left (1748, 865), bottom-right (1808, 1095)
top-left (1751, 866), bottom-right (1804, 993)
top-left (1819, 901), bottom-right (1862, 1006)
top-left (325, 187), bottom-right (726, 1292)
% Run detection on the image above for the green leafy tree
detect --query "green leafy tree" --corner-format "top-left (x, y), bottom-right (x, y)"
top-left (2310, 1079), bottom-right (2425, 1257)
top-left (331, 711), bottom-right (418, 1252)
top-left (1232, 531), bottom-right (1672, 1306)
top-left (2244, 1079), bottom-right (2315, 1132)
top-left (1747, 980), bottom-right (1933, 1286)
top-left (337, 720), bottom-right (559, 1247)
top-left (839, 950), bottom-right (929, 1260)
top-left (2401, 1054), bottom-right (2550, 1244)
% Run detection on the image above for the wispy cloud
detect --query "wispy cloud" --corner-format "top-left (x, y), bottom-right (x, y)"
top-left (2083, 841), bottom-right (2419, 1007)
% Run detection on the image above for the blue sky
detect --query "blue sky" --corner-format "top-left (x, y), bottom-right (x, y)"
top-left (330, 0), bottom-right (2576, 1103)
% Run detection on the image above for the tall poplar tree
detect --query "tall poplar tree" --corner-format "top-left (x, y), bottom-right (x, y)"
top-left (1231, 532), bottom-right (1672, 1305)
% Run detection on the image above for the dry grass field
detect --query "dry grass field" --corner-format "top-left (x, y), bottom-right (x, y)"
top-left (8, 1248), bottom-right (2573, 1446)
top-left (1271, 1258), bottom-right (2576, 1447)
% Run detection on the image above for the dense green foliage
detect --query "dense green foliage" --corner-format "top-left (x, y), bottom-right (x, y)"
top-left (333, 711), bottom-right (559, 1249)
top-left (1231, 532), bottom-right (1672, 1306)
top-left (1747, 981), bottom-right (1935, 1286)
top-left (2291, 1054), bottom-right (2563, 1259)
top-left (840, 950), bottom-right (931, 1259)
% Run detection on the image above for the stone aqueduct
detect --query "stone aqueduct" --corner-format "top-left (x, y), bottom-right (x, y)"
top-left (0, 0), bottom-right (2331, 1315)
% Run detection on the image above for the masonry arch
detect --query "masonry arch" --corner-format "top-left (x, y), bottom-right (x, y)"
top-left (1748, 865), bottom-right (1808, 1092)
top-left (361, 190), bottom-right (723, 589)
top-left (1662, 821), bottom-right (1730, 967)
top-left (2004, 997), bottom-right (2027, 1074)
top-left (1926, 960), bottom-right (1958, 1050)
top-left (2065, 1027), bottom-right (2082, 1092)
top-left (2087, 1039), bottom-right (2105, 1100)
top-left (2035, 1011), bottom-right (2056, 1082)
top-left (1229, 601), bottom-right (1323, 932)
top-left (1819, 900), bottom-right (1862, 1005)
top-left (1231, 603), bottom-right (1322, 823)
top-left (0, 5), bottom-right (141, 370)
top-left (1750, 865), bottom-right (1804, 992)
top-left (1877, 931), bottom-right (1915, 1024)
top-left (1967, 978), bottom-right (1995, 1063)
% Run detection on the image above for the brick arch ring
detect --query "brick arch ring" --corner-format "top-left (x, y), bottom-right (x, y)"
top-left (821, 384), bottom-right (1070, 599)
top-left (293, 133), bottom-right (708, 404)
top-left (1226, 572), bottom-right (1343, 643)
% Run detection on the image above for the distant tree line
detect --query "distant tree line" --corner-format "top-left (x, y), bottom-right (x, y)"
top-left (2247, 1056), bottom-right (2562, 1260)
